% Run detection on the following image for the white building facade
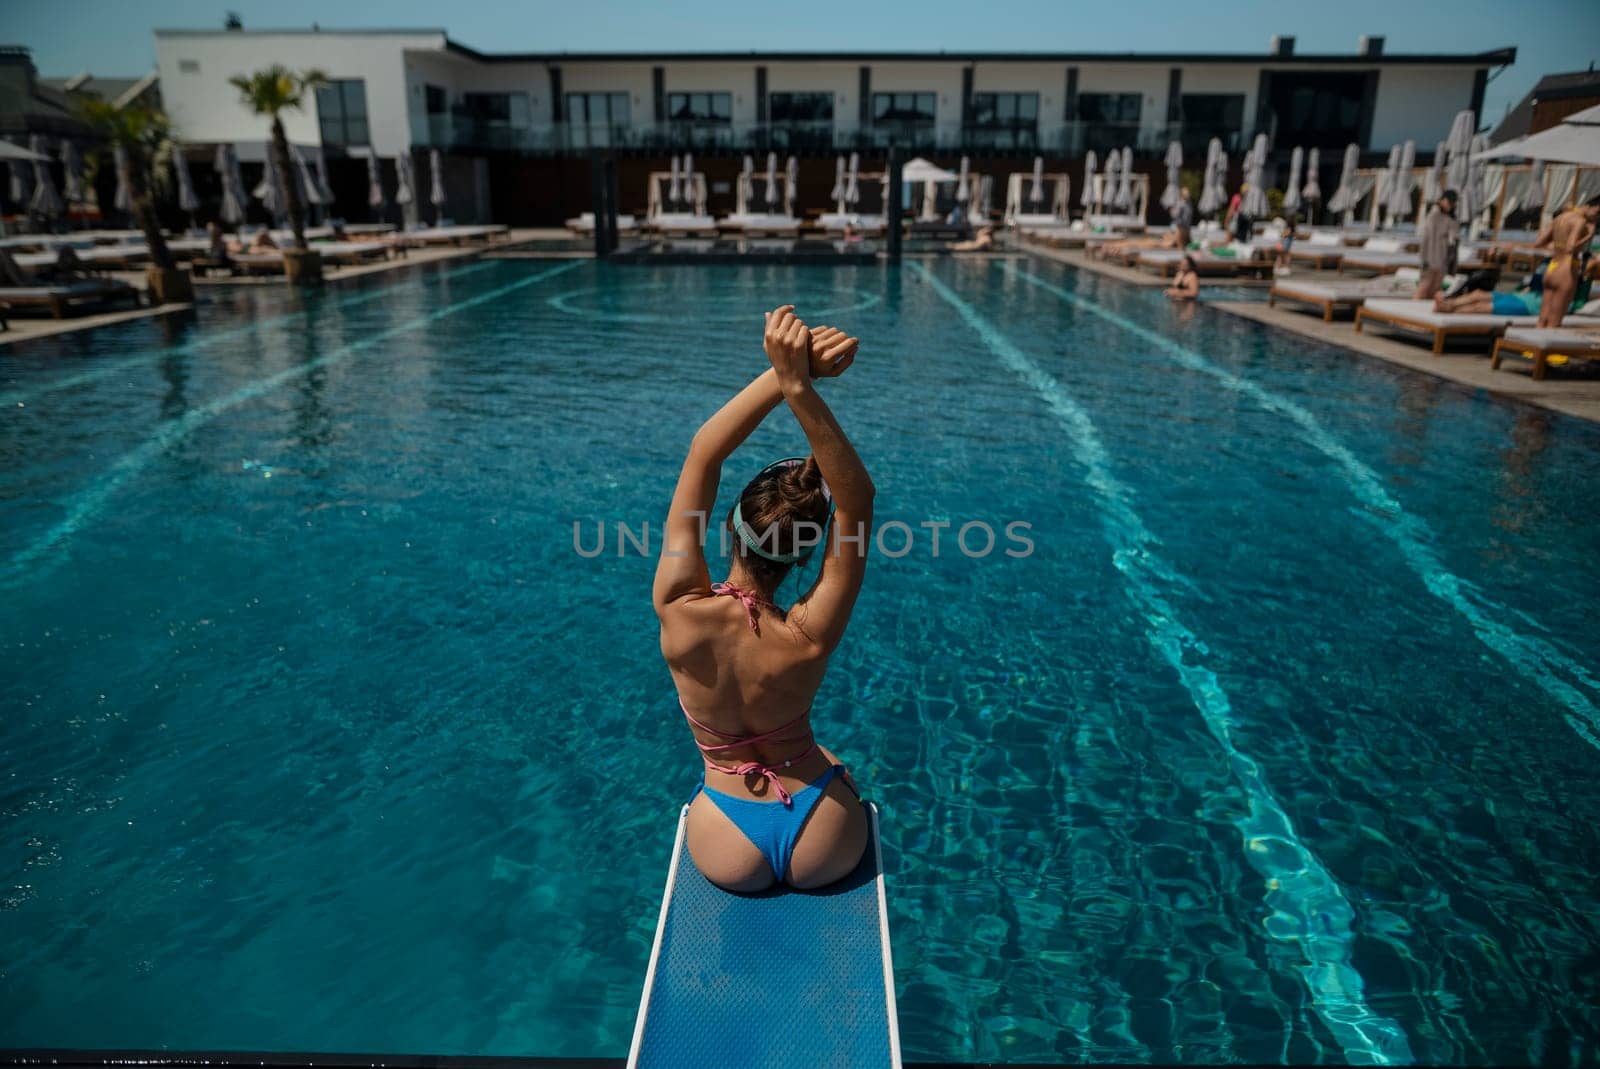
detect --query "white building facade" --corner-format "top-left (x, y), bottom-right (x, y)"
top-left (155, 28), bottom-right (1513, 163)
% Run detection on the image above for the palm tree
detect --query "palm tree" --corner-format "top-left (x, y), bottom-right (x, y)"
top-left (74, 98), bottom-right (177, 272)
top-left (229, 64), bottom-right (328, 251)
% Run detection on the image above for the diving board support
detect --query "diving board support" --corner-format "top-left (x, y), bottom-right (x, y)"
top-left (628, 802), bottom-right (900, 1069)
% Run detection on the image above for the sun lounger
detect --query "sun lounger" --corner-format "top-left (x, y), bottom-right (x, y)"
top-left (818, 213), bottom-right (887, 235)
top-left (1341, 245), bottom-right (1491, 275)
top-left (566, 212), bottom-right (639, 234)
top-left (0, 279), bottom-right (141, 317)
top-left (312, 241), bottom-right (391, 264)
top-left (1355, 298), bottom-right (1541, 353)
top-left (400, 224), bottom-right (512, 246)
top-left (649, 212), bottom-right (719, 236)
top-left (1269, 277), bottom-right (1425, 320)
top-left (1491, 326), bottom-right (1600, 379)
top-left (342, 223), bottom-right (397, 236)
top-left (719, 212), bottom-right (802, 235)
top-left (1137, 247), bottom-right (1271, 278)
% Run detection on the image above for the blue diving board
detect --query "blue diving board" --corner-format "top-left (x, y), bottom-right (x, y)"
top-left (627, 803), bottom-right (901, 1069)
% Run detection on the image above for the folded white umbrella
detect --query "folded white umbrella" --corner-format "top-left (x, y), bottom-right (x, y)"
top-left (977, 173), bottom-right (992, 220)
top-left (1374, 143), bottom-right (1399, 218)
top-left (1242, 133), bottom-right (1269, 217)
top-left (1197, 139), bottom-right (1223, 214)
top-left (1466, 133), bottom-right (1490, 225)
top-left (1079, 149), bottom-right (1097, 211)
top-left (10, 150), bottom-right (33, 206)
top-left (1301, 146), bottom-right (1322, 207)
top-left (1118, 146), bottom-right (1136, 210)
top-left (61, 138), bottom-right (85, 206)
top-left (1281, 146), bottom-right (1303, 215)
top-left (682, 153), bottom-right (695, 211)
top-left (366, 154), bottom-right (388, 213)
top-left (1160, 140), bottom-right (1182, 210)
top-left (111, 143), bottom-right (132, 214)
top-left (171, 143), bottom-right (199, 215)
top-left (955, 155), bottom-right (969, 203)
top-left (1386, 140), bottom-right (1415, 222)
top-left (1422, 141), bottom-right (1446, 204)
top-left (1101, 148), bottom-right (1120, 210)
top-left (312, 144), bottom-right (335, 205)
top-left (428, 148), bottom-right (446, 215)
top-left (1029, 155), bottom-right (1044, 205)
top-left (667, 155), bottom-right (681, 204)
top-left (395, 152), bottom-right (416, 207)
top-left (1326, 143), bottom-right (1361, 214)
top-left (785, 155), bottom-right (798, 215)
top-left (845, 152), bottom-right (860, 206)
top-left (28, 134), bottom-right (63, 219)
top-left (765, 151), bottom-right (779, 210)
top-left (1444, 110), bottom-right (1475, 220)
top-left (215, 144), bottom-right (244, 225)
top-left (829, 156), bottom-right (845, 206)
top-left (739, 154), bottom-right (754, 208)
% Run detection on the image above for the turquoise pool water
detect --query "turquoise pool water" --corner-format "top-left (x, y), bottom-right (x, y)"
top-left (3, 257), bottom-right (1598, 1064)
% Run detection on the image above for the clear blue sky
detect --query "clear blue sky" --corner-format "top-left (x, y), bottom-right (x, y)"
top-left (10, 0), bottom-right (1599, 124)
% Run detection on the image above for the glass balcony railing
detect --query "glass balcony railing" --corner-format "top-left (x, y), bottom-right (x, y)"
top-left (408, 115), bottom-right (1258, 157)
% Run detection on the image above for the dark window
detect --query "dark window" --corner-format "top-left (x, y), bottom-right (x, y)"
top-left (872, 92), bottom-right (937, 125)
top-left (667, 92), bottom-right (732, 122)
top-left (567, 91), bottom-right (630, 126)
top-left (1264, 73), bottom-right (1364, 148)
top-left (769, 91), bottom-right (833, 123)
top-left (1076, 91), bottom-right (1141, 154)
top-left (425, 84), bottom-right (447, 116)
top-left (1178, 93), bottom-right (1245, 155)
top-left (969, 92), bottom-right (1038, 127)
top-left (1077, 92), bottom-right (1141, 124)
top-left (316, 79), bottom-right (369, 146)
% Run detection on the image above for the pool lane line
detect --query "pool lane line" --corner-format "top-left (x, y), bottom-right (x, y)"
top-left (0, 261), bottom-right (582, 588)
top-left (913, 262), bottom-right (1415, 1066)
top-left (998, 261), bottom-right (1600, 753)
top-left (0, 258), bottom-right (505, 409)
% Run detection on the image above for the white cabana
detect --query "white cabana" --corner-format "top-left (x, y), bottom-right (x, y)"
top-left (1479, 103), bottom-right (1600, 166)
top-left (1004, 169), bottom-right (1071, 226)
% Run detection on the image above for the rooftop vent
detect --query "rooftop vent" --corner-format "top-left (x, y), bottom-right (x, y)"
top-left (1359, 35), bottom-right (1385, 57)
top-left (1271, 35), bottom-right (1295, 57)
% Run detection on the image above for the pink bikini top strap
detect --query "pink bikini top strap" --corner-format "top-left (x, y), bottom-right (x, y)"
top-left (679, 702), bottom-right (817, 807)
top-left (710, 581), bottom-right (774, 633)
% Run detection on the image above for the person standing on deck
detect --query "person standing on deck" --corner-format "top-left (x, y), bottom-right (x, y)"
top-left (1415, 189), bottom-right (1461, 300)
top-left (1537, 196), bottom-right (1599, 328)
top-left (1172, 186), bottom-right (1195, 249)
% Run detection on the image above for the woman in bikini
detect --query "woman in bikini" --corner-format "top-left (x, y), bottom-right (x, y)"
top-left (654, 305), bottom-right (873, 893)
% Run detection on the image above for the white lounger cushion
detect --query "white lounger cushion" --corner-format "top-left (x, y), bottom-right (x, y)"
top-left (1500, 327), bottom-right (1600, 350)
top-left (1362, 299), bottom-right (1539, 328)
top-left (1308, 232), bottom-right (1342, 246)
top-left (1362, 237), bottom-right (1405, 253)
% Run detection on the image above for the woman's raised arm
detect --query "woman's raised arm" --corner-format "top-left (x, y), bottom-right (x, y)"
top-left (652, 363), bottom-right (787, 612)
top-left (762, 312), bottom-right (875, 654)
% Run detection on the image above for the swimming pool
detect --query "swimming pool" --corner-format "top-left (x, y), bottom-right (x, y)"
top-left (3, 257), bottom-right (1598, 1064)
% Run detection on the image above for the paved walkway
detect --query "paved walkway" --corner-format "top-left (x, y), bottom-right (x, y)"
top-left (1213, 299), bottom-right (1600, 425)
top-left (0, 229), bottom-right (575, 348)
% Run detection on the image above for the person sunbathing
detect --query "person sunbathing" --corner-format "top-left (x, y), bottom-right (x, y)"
top-left (1165, 254), bottom-right (1200, 300)
top-left (655, 306), bottom-right (871, 893)
top-left (1100, 229), bottom-right (1184, 259)
top-left (229, 229), bottom-right (280, 254)
top-left (0, 246), bottom-right (89, 286)
top-left (1435, 261), bottom-right (1595, 318)
top-left (949, 224), bottom-right (993, 252)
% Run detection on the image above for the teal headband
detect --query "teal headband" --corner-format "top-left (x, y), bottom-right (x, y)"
top-left (732, 457), bottom-right (833, 564)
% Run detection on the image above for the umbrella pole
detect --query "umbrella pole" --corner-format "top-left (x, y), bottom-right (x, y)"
top-left (1492, 179), bottom-right (1507, 241)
